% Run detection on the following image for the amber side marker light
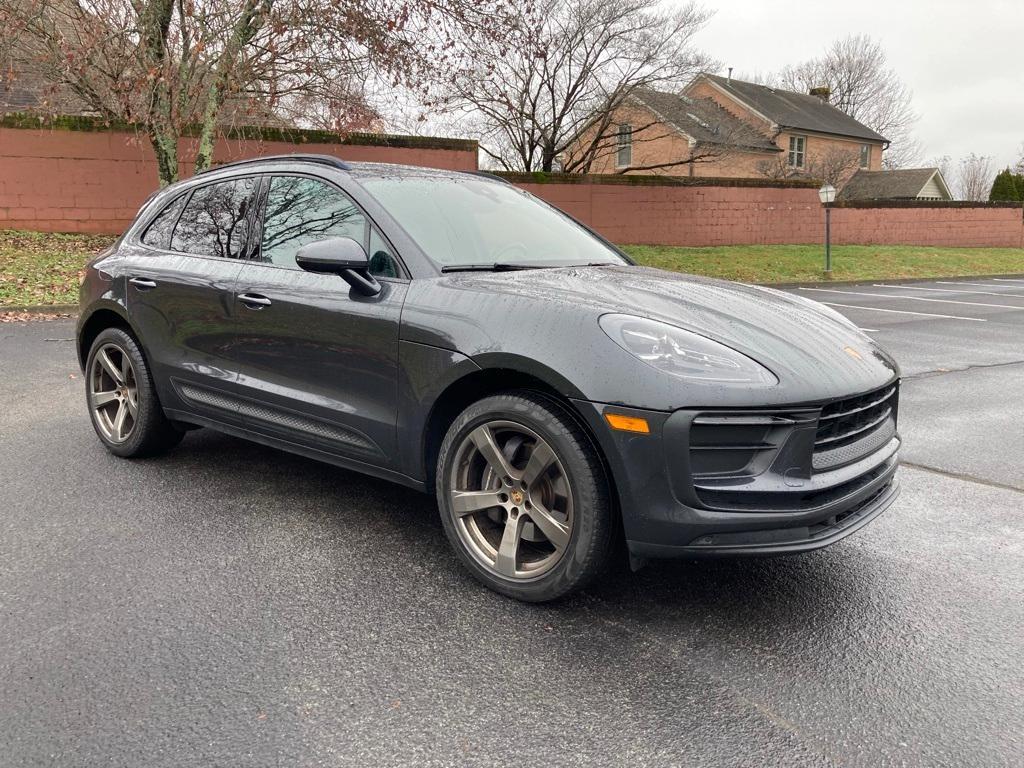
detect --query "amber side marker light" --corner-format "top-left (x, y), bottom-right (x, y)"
top-left (604, 413), bottom-right (650, 434)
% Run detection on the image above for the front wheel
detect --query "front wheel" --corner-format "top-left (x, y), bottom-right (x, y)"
top-left (436, 392), bottom-right (614, 602)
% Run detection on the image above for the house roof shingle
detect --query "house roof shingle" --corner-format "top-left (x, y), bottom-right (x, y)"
top-left (700, 74), bottom-right (889, 144)
top-left (838, 168), bottom-right (948, 200)
top-left (631, 88), bottom-right (780, 153)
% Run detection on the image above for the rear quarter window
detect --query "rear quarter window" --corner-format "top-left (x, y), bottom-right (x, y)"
top-left (141, 194), bottom-right (187, 250)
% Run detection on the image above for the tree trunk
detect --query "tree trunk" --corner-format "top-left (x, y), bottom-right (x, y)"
top-left (149, 128), bottom-right (179, 187)
top-left (193, 0), bottom-right (267, 174)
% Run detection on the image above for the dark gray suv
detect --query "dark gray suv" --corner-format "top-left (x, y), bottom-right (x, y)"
top-left (78, 154), bottom-right (901, 601)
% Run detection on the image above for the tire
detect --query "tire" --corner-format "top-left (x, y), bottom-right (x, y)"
top-left (436, 391), bottom-right (614, 602)
top-left (84, 327), bottom-right (184, 458)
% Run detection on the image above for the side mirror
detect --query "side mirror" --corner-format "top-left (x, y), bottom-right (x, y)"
top-left (295, 237), bottom-right (381, 297)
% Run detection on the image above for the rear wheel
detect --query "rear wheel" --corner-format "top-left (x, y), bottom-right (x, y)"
top-left (436, 392), bottom-right (613, 602)
top-left (85, 328), bottom-right (184, 458)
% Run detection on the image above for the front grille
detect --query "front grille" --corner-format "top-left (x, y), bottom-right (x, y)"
top-left (815, 383), bottom-right (898, 455)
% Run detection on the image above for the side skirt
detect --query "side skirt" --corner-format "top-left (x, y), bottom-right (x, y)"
top-left (163, 407), bottom-right (428, 493)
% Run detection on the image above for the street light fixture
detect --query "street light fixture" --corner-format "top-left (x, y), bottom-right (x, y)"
top-left (818, 183), bottom-right (837, 276)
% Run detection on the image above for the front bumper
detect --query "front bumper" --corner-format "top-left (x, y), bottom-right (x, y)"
top-left (571, 384), bottom-right (900, 559)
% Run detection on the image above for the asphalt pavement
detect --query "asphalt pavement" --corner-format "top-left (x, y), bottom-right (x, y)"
top-left (1, 276), bottom-right (1022, 767)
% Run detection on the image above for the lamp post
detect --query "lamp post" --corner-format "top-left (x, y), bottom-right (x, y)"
top-left (818, 183), bottom-right (837, 276)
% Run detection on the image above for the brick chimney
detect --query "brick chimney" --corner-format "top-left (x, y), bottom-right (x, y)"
top-left (809, 86), bottom-right (831, 101)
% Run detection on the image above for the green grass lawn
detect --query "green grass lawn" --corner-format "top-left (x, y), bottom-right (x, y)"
top-left (0, 230), bottom-right (115, 307)
top-left (623, 244), bottom-right (1024, 284)
top-left (1, 229), bottom-right (1023, 308)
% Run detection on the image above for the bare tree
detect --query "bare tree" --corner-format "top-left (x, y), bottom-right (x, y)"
top-left (808, 146), bottom-right (861, 186)
top-left (429, 0), bottom-right (714, 173)
top-left (757, 145), bottom-right (859, 186)
top-left (1014, 142), bottom-right (1024, 175)
top-left (928, 155), bottom-right (955, 187)
top-left (956, 153), bottom-right (995, 201)
top-left (777, 34), bottom-right (922, 169)
top-left (2, 0), bottom-right (526, 186)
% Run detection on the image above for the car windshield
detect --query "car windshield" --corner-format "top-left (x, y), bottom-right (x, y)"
top-left (358, 174), bottom-right (627, 270)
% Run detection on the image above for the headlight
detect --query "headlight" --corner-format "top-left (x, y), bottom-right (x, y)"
top-left (599, 314), bottom-right (777, 385)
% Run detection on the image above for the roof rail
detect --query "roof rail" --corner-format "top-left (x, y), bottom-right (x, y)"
top-left (463, 170), bottom-right (512, 185)
top-left (198, 153), bottom-right (351, 175)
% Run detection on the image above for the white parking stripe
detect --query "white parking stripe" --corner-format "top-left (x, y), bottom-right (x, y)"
top-left (992, 278), bottom-right (1024, 283)
top-left (798, 287), bottom-right (1024, 310)
top-left (873, 283), bottom-right (1024, 299)
top-left (936, 281), bottom-right (1019, 289)
top-left (819, 302), bottom-right (986, 322)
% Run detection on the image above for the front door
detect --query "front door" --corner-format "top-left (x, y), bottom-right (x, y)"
top-left (124, 176), bottom-right (260, 425)
top-left (229, 174), bottom-right (407, 469)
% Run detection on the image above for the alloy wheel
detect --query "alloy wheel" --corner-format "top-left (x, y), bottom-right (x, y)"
top-left (449, 420), bottom-right (574, 580)
top-left (89, 343), bottom-right (139, 443)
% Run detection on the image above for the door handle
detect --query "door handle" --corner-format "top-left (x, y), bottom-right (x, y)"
top-left (238, 292), bottom-right (272, 309)
top-left (129, 277), bottom-right (157, 290)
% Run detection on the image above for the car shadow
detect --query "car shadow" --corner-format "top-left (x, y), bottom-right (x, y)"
top-left (159, 428), bottom-right (901, 637)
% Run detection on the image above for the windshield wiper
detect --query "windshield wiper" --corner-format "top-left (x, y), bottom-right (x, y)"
top-left (440, 263), bottom-right (547, 273)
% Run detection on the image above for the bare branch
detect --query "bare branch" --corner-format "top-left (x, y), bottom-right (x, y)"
top-left (776, 34), bottom-right (922, 169)
top-left (427, 0), bottom-right (714, 172)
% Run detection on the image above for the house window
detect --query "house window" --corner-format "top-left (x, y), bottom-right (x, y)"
top-left (788, 136), bottom-right (806, 169)
top-left (859, 144), bottom-right (872, 169)
top-left (616, 124), bottom-right (632, 168)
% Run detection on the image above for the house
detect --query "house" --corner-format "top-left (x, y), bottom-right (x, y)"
top-left (576, 88), bottom-right (783, 177)
top-left (838, 168), bottom-right (954, 201)
top-left (576, 73), bottom-right (889, 184)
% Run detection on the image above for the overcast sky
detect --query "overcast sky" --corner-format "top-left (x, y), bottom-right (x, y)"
top-left (688, 0), bottom-right (1023, 171)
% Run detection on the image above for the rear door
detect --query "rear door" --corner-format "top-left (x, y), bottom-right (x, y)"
top-left (226, 173), bottom-right (408, 469)
top-left (124, 176), bottom-right (259, 425)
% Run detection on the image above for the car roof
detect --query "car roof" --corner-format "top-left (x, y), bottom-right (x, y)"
top-left (197, 154), bottom-right (506, 184)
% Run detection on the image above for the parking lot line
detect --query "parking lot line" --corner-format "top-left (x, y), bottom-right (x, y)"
top-left (873, 283), bottom-right (1024, 299)
top-left (935, 281), bottom-right (1023, 289)
top-left (992, 278), bottom-right (1024, 283)
top-left (798, 287), bottom-right (1024, 310)
top-left (819, 301), bottom-right (986, 322)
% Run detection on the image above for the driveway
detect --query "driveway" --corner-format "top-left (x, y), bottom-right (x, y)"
top-left (1, 276), bottom-right (1022, 767)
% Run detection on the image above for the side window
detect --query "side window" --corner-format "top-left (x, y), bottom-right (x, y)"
top-left (170, 177), bottom-right (257, 258)
top-left (260, 176), bottom-right (367, 270)
top-left (141, 194), bottom-right (186, 249)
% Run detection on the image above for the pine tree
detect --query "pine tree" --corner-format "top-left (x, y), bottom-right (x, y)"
top-left (989, 168), bottom-right (1021, 201)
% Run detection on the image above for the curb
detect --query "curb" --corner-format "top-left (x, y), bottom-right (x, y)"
top-left (759, 273), bottom-right (1024, 289)
top-left (0, 304), bottom-right (78, 315)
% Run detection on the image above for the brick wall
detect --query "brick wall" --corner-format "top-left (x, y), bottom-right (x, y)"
top-left (0, 117), bottom-right (478, 234)
top-left (503, 175), bottom-right (1024, 248)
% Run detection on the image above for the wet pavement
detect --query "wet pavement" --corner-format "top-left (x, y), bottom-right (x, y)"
top-left (1, 277), bottom-right (1022, 766)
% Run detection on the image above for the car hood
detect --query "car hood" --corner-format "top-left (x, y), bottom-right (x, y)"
top-left (428, 265), bottom-right (898, 399)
